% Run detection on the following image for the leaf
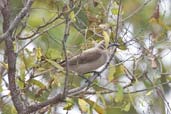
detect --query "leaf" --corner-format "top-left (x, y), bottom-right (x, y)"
top-left (122, 102), bottom-right (131, 112)
top-left (146, 90), bottom-right (153, 96)
top-left (103, 31), bottom-right (110, 48)
top-left (115, 84), bottom-right (123, 103)
top-left (166, 76), bottom-right (171, 81)
top-left (84, 99), bottom-right (105, 114)
top-left (63, 98), bottom-right (74, 110)
top-left (45, 59), bottom-right (64, 70)
top-left (17, 58), bottom-right (26, 89)
top-left (108, 65), bottom-right (116, 81)
top-left (78, 99), bottom-right (89, 112)
top-left (36, 48), bottom-right (42, 61)
top-left (70, 11), bottom-right (76, 22)
top-left (113, 64), bottom-right (125, 76)
top-left (1, 103), bottom-right (17, 114)
top-left (111, 8), bottom-right (119, 15)
top-left (0, 62), bottom-right (8, 69)
top-left (17, 78), bottom-right (25, 89)
top-left (74, 8), bottom-right (89, 29)
top-left (46, 48), bottom-right (62, 59)
top-left (28, 79), bottom-right (46, 89)
top-left (98, 93), bottom-right (106, 106)
top-left (13, 41), bottom-right (17, 52)
top-left (22, 49), bottom-right (36, 68)
top-left (118, 38), bottom-right (127, 50)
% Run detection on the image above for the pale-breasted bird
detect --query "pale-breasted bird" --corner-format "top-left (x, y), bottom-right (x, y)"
top-left (60, 40), bottom-right (118, 75)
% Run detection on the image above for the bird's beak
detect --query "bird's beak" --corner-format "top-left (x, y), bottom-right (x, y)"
top-left (107, 42), bottom-right (119, 48)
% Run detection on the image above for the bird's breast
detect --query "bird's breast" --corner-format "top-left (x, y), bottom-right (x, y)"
top-left (69, 51), bottom-right (108, 74)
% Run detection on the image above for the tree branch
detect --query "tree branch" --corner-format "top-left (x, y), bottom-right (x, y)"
top-left (27, 94), bottom-right (63, 113)
top-left (0, 0), bottom-right (34, 43)
top-left (1, 0), bottom-right (34, 113)
top-left (62, 14), bottom-right (71, 98)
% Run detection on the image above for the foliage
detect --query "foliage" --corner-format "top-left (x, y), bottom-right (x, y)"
top-left (0, 0), bottom-right (171, 114)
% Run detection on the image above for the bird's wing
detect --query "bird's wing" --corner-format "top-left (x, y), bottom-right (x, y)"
top-left (62, 48), bottom-right (102, 66)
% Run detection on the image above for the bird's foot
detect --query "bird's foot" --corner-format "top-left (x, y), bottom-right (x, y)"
top-left (93, 71), bottom-right (101, 77)
top-left (78, 75), bottom-right (92, 84)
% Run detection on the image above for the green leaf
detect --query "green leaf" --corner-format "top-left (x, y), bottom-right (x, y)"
top-left (17, 65), bottom-right (26, 89)
top-left (17, 78), bottom-right (25, 89)
top-left (166, 76), bottom-right (171, 81)
top-left (22, 49), bottom-right (35, 68)
top-left (1, 103), bottom-right (17, 114)
top-left (28, 79), bottom-right (46, 89)
top-left (84, 98), bottom-right (106, 114)
top-left (73, 8), bottom-right (89, 29)
top-left (117, 38), bottom-right (127, 50)
top-left (111, 8), bottom-right (119, 15)
top-left (45, 59), bottom-right (64, 70)
top-left (113, 64), bottom-right (125, 76)
top-left (108, 65), bottom-right (116, 81)
top-left (46, 48), bottom-right (62, 59)
top-left (115, 84), bottom-right (124, 103)
top-left (122, 102), bottom-right (131, 112)
top-left (63, 98), bottom-right (74, 110)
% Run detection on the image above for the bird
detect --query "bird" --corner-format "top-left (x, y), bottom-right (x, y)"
top-left (60, 40), bottom-right (118, 75)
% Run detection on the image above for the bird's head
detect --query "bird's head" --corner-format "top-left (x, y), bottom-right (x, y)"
top-left (96, 40), bottom-right (119, 50)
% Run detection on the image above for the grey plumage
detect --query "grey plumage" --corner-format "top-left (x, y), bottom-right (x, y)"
top-left (60, 40), bottom-right (108, 74)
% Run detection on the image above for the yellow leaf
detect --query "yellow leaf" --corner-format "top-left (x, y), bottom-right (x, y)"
top-left (102, 31), bottom-right (110, 48)
top-left (78, 99), bottom-right (89, 112)
top-left (70, 11), bottom-right (76, 22)
top-left (0, 62), bottom-right (8, 69)
top-left (111, 8), bottom-right (118, 15)
top-left (13, 41), bottom-right (17, 52)
top-left (149, 17), bottom-right (157, 24)
top-left (63, 102), bottom-right (73, 110)
top-left (36, 48), bottom-right (42, 61)
top-left (146, 90), bottom-right (153, 96)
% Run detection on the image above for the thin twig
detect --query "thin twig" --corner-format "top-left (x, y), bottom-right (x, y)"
top-left (76, 80), bottom-right (171, 96)
top-left (17, 21), bottom-right (65, 53)
top-left (17, 13), bottom-right (63, 40)
top-left (27, 94), bottom-right (63, 113)
top-left (122, 0), bottom-right (151, 22)
top-left (62, 16), bottom-right (71, 98)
